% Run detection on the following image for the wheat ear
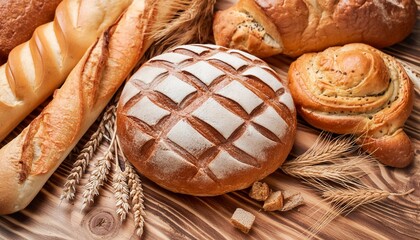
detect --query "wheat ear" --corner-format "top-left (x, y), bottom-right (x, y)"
top-left (282, 155), bottom-right (373, 184)
top-left (81, 125), bottom-right (116, 210)
top-left (117, 137), bottom-right (146, 237)
top-left (60, 105), bottom-right (115, 201)
top-left (144, 0), bottom-right (216, 59)
top-left (322, 188), bottom-right (415, 212)
top-left (306, 179), bottom-right (414, 238)
top-left (61, 94), bottom-right (118, 201)
top-left (113, 137), bottom-right (130, 221)
top-left (281, 133), bottom-right (371, 185)
top-left (284, 132), bottom-right (356, 167)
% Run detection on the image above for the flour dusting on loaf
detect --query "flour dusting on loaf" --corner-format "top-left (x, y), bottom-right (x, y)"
top-left (117, 44), bottom-right (297, 196)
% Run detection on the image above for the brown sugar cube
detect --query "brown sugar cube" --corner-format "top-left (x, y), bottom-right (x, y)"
top-left (263, 191), bottom-right (284, 211)
top-left (281, 193), bottom-right (304, 211)
top-left (249, 181), bottom-right (270, 201)
top-left (230, 208), bottom-right (256, 233)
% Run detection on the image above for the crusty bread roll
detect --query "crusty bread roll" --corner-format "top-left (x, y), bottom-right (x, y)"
top-left (0, 0), bottom-right (133, 142)
top-left (117, 44), bottom-right (297, 196)
top-left (0, 0), bottom-right (181, 215)
top-left (288, 43), bottom-right (414, 167)
top-left (0, 0), bottom-right (62, 64)
top-left (213, 0), bottom-right (417, 58)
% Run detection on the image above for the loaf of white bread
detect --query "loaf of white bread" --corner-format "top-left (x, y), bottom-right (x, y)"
top-left (213, 0), bottom-right (417, 57)
top-left (117, 44), bottom-right (296, 196)
top-left (0, 0), bottom-right (181, 215)
top-left (0, 0), bottom-right (133, 142)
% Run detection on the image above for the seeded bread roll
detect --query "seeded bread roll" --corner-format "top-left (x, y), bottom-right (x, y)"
top-left (0, 0), bottom-right (62, 64)
top-left (117, 44), bottom-right (297, 196)
top-left (288, 43), bottom-right (414, 167)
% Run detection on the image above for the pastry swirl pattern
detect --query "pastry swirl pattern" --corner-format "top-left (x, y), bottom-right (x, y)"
top-left (288, 43), bottom-right (414, 167)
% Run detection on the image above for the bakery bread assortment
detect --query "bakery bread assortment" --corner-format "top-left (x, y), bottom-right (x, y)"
top-left (0, 0), bottom-right (132, 142)
top-left (0, 0), bottom-right (182, 215)
top-left (213, 0), bottom-right (417, 58)
top-left (117, 44), bottom-right (297, 196)
top-left (288, 43), bottom-right (414, 168)
top-left (0, 0), bottom-right (416, 235)
top-left (0, 0), bottom-right (62, 64)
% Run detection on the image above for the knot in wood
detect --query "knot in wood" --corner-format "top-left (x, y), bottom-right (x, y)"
top-left (86, 209), bottom-right (118, 237)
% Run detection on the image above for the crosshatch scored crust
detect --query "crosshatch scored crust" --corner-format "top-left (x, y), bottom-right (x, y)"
top-left (117, 44), bottom-right (297, 196)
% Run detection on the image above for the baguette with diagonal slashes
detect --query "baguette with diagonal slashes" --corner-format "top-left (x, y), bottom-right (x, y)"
top-left (0, 0), bottom-right (182, 215)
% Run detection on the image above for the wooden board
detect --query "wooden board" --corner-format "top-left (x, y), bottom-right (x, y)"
top-left (0, 1), bottom-right (419, 239)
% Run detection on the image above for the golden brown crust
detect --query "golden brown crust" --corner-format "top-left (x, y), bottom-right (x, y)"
top-left (288, 43), bottom-right (414, 167)
top-left (0, 0), bottom-right (62, 64)
top-left (117, 44), bottom-right (296, 196)
top-left (213, 0), bottom-right (283, 58)
top-left (213, 0), bottom-right (417, 57)
top-left (0, 0), bottom-right (133, 142)
top-left (359, 129), bottom-right (413, 168)
top-left (0, 0), bottom-right (174, 215)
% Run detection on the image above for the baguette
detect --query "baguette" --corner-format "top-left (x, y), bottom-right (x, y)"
top-left (213, 0), bottom-right (417, 58)
top-left (0, 0), bottom-right (186, 216)
top-left (0, 0), bottom-right (62, 64)
top-left (0, 0), bottom-right (133, 142)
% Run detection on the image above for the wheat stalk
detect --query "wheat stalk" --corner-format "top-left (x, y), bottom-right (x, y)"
top-left (61, 113), bottom-right (107, 201)
top-left (322, 188), bottom-right (388, 209)
top-left (281, 133), bottom-right (371, 187)
top-left (322, 188), bottom-right (415, 210)
top-left (127, 164), bottom-right (146, 237)
top-left (282, 155), bottom-right (372, 184)
top-left (305, 178), bottom-right (415, 238)
top-left (81, 126), bottom-right (116, 210)
top-left (61, 94), bottom-right (119, 201)
top-left (144, 0), bottom-right (216, 59)
top-left (279, 132), bottom-right (408, 238)
top-left (112, 137), bottom-right (130, 221)
top-left (116, 136), bottom-right (146, 237)
top-left (284, 132), bottom-right (356, 167)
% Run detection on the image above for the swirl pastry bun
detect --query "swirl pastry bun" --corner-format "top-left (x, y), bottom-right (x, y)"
top-left (288, 43), bottom-right (414, 168)
top-left (117, 44), bottom-right (296, 196)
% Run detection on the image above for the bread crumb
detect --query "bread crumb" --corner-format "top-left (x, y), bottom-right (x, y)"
top-left (281, 193), bottom-right (304, 211)
top-left (282, 190), bottom-right (298, 200)
top-left (249, 181), bottom-right (270, 201)
top-left (230, 208), bottom-right (255, 233)
top-left (263, 191), bottom-right (283, 211)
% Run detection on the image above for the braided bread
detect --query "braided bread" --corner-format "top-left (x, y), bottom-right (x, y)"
top-left (117, 44), bottom-right (297, 196)
top-left (288, 43), bottom-right (414, 167)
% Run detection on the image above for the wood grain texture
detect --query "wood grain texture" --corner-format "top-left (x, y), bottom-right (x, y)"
top-left (0, 0), bottom-right (419, 239)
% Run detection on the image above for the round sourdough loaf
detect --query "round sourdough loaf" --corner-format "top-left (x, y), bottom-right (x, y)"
top-left (117, 44), bottom-right (296, 196)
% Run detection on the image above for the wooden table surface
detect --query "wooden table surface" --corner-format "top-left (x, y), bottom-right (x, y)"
top-left (0, 1), bottom-right (419, 239)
